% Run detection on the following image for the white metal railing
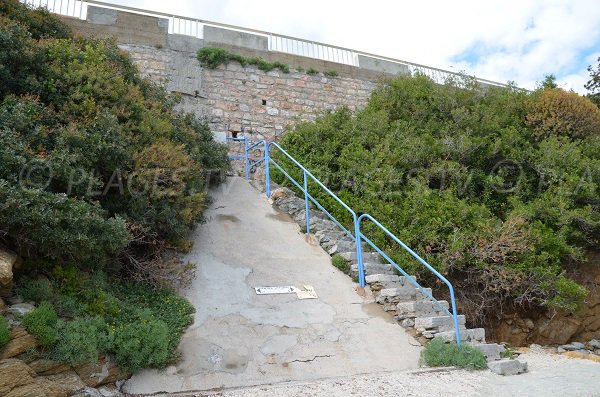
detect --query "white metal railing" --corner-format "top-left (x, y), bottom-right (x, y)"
top-left (23, 0), bottom-right (510, 88)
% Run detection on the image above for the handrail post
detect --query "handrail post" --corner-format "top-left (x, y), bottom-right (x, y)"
top-left (449, 287), bottom-right (461, 346)
top-left (303, 170), bottom-right (310, 235)
top-left (244, 135), bottom-right (249, 180)
top-left (355, 217), bottom-right (365, 288)
top-left (265, 141), bottom-right (270, 197)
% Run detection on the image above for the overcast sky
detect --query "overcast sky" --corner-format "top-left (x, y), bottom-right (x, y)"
top-left (104, 0), bottom-right (599, 93)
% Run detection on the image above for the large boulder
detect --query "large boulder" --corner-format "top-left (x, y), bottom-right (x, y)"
top-left (74, 355), bottom-right (130, 387)
top-left (28, 359), bottom-right (71, 376)
top-left (0, 248), bottom-right (21, 298)
top-left (0, 358), bottom-right (36, 395)
top-left (1, 328), bottom-right (38, 359)
top-left (5, 377), bottom-right (68, 397)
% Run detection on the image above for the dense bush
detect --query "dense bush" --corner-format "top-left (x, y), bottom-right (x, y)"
top-left (0, 315), bottom-right (10, 348)
top-left (22, 302), bottom-right (58, 347)
top-left (16, 269), bottom-right (194, 370)
top-left (421, 338), bottom-right (487, 370)
top-left (0, 1), bottom-right (228, 283)
top-left (275, 74), bottom-right (599, 324)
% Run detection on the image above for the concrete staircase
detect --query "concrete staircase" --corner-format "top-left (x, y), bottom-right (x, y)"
top-left (269, 186), bottom-right (509, 364)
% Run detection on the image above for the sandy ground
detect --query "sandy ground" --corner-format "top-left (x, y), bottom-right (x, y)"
top-left (154, 347), bottom-right (600, 397)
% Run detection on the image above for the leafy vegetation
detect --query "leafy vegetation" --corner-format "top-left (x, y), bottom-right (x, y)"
top-left (324, 70), bottom-right (339, 77)
top-left (331, 253), bottom-right (349, 273)
top-left (197, 47), bottom-right (290, 73)
top-left (306, 67), bottom-right (318, 75)
top-left (0, 0), bottom-right (229, 285)
top-left (274, 73), bottom-right (599, 325)
top-left (0, 315), bottom-right (10, 349)
top-left (421, 338), bottom-right (487, 370)
top-left (17, 269), bottom-right (194, 371)
top-left (586, 56), bottom-right (600, 108)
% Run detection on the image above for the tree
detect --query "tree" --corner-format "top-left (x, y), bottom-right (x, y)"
top-left (585, 57), bottom-right (600, 108)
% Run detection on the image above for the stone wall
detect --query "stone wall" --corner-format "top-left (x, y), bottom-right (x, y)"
top-left (60, 6), bottom-right (393, 141)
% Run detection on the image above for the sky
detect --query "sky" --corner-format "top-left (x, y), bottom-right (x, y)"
top-left (103, 0), bottom-right (600, 93)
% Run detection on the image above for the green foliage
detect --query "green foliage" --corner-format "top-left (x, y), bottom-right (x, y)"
top-left (22, 302), bottom-right (58, 347)
top-left (331, 254), bottom-right (349, 273)
top-left (0, 4), bottom-right (229, 283)
top-left (306, 67), bottom-right (318, 75)
top-left (109, 311), bottom-right (170, 372)
top-left (276, 74), bottom-right (600, 322)
top-left (421, 338), bottom-right (487, 370)
top-left (324, 70), bottom-right (339, 77)
top-left (0, 315), bottom-right (10, 349)
top-left (586, 56), bottom-right (600, 108)
top-left (197, 47), bottom-right (290, 73)
top-left (15, 270), bottom-right (194, 372)
top-left (53, 316), bottom-right (106, 365)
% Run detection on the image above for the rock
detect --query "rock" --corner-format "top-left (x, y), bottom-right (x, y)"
top-left (74, 355), bottom-right (130, 387)
top-left (534, 315), bottom-right (581, 345)
top-left (0, 248), bottom-right (21, 298)
top-left (557, 347), bottom-right (566, 353)
top-left (588, 339), bottom-right (600, 349)
top-left (46, 371), bottom-right (87, 395)
top-left (399, 318), bottom-right (415, 328)
top-left (8, 303), bottom-right (35, 316)
top-left (435, 328), bottom-right (486, 343)
top-left (28, 359), bottom-right (71, 376)
top-left (487, 359), bottom-right (528, 375)
top-left (471, 343), bottom-right (505, 361)
top-left (0, 297), bottom-right (6, 313)
top-left (98, 385), bottom-right (124, 397)
top-left (560, 342), bottom-right (585, 351)
top-left (1, 328), bottom-right (38, 359)
top-left (5, 377), bottom-right (68, 397)
top-left (562, 351), bottom-right (600, 363)
top-left (71, 387), bottom-right (103, 397)
top-left (0, 358), bottom-right (36, 395)
top-left (524, 318), bottom-right (535, 329)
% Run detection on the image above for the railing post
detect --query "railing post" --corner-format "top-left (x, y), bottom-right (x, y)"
top-left (355, 217), bottom-right (365, 288)
top-left (264, 141), bottom-right (270, 197)
top-left (303, 170), bottom-right (310, 235)
top-left (244, 135), bottom-right (249, 180)
top-left (449, 288), bottom-right (461, 346)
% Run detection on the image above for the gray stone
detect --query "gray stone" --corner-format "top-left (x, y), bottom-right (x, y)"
top-left (435, 328), bottom-right (486, 343)
top-left (561, 342), bottom-right (585, 351)
top-left (414, 315), bottom-right (466, 332)
top-left (587, 339), bottom-right (600, 349)
top-left (72, 387), bottom-right (103, 397)
top-left (575, 349), bottom-right (590, 355)
top-left (471, 343), bottom-right (505, 361)
top-left (557, 347), bottom-right (566, 353)
top-left (365, 274), bottom-right (400, 284)
top-left (487, 359), bottom-right (528, 376)
top-left (8, 303), bottom-right (35, 316)
top-left (400, 318), bottom-right (415, 328)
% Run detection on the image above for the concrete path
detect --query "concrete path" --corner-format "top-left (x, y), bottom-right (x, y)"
top-left (124, 177), bottom-right (421, 395)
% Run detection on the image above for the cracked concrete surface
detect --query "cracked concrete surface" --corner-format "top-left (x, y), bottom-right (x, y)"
top-left (123, 177), bottom-right (421, 394)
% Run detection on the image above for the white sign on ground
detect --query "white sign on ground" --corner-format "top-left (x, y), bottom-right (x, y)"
top-left (254, 285), bottom-right (318, 299)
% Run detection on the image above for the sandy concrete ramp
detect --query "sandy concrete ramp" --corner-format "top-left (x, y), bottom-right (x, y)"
top-left (124, 177), bottom-right (420, 394)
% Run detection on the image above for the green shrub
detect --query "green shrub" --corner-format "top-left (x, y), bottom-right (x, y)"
top-left (22, 302), bottom-right (58, 347)
top-left (0, 315), bottom-right (11, 349)
top-left (421, 338), bottom-right (487, 370)
top-left (197, 47), bottom-right (289, 73)
top-left (53, 317), bottom-right (105, 365)
top-left (331, 254), bottom-right (349, 273)
top-left (306, 67), bottom-right (318, 75)
top-left (110, 311), bottom-right (170, 372)
top-left (324, 70), bottom-right (338, 77)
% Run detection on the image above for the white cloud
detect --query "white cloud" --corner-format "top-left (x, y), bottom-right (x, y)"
top-left (107, 0), bottom-right (600, 93)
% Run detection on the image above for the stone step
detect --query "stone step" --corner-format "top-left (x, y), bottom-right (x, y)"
top-left (339, 251), bottom-right (381, 263)
top-left (470, 343), bottom-right (505, 362)
top-left (396, 300), bottom-right (450, 319)
top-left (434, 328), bottom-right (486, 343)
top-left (351, 262), bottom-right (394, 276)
top-left (375, 286), bottom-right (433, 305)
top-left (487, 359), bottom-right (528, 375)
top-left (414, 315), bottom-right (466, 333)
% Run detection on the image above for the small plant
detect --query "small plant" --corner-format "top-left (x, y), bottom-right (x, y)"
top-left (324, 70), bottom-right (339, 77)
top-left (306, 67), bottom-right (318, 75)
top-left (501, 345), bottom-right (515, 359)
top-left (421, 338), bottom-right (487, 370)
top-left (22, 302), bottom-right (58, 347)
top-left (110, 311), bottom-right (170, 372)
top-left (296, 67), bottom-right (305, 73)
top-left (0, 315), bottom-right (11, 349)
top-left (331, 254), bottom-right (349, 273)
top-left (53, 317), bottom-right (105, 365)
top-left (197, 47), bottom-right (289, 73)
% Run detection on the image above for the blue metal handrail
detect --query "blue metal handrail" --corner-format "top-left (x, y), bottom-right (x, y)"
top-left (237, 139), bottom-right (461, 345)
top-left (357, 214), bottom-right (462, 345)
top-left (265, 142), bottom-right (366, 286)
